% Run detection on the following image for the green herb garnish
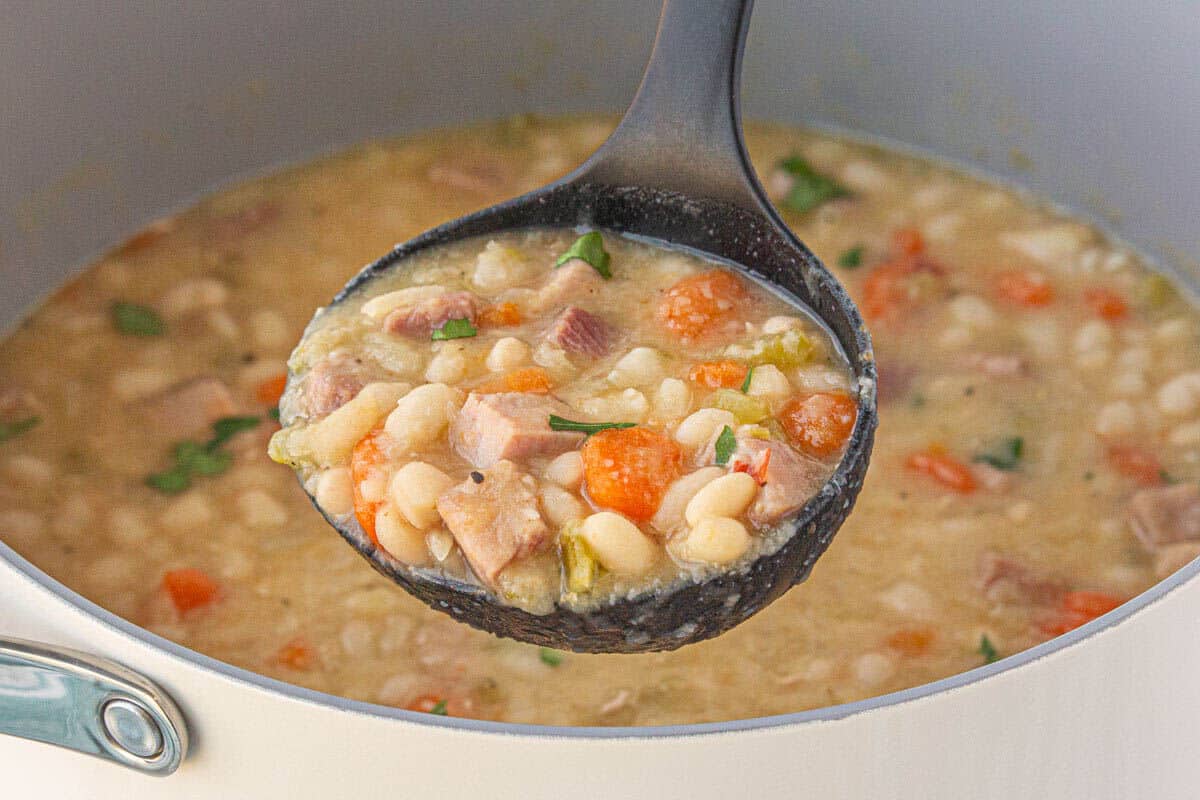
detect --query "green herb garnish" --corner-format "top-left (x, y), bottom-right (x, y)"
top-left (547, 415), bottom-right (636, 436)
top-left (740, 366), bottom-right (754, 394)
top-left (268, 406), bottom-right (281, 422)
top-left (429, 699), bottom-right (449, 716)
top-left (978, 634), bottom-right (999, 664)
top-left (554, 231), bottom-right (612, 279)
top-left (973, 437), bottom-right (1024, 471)
top-left (430, 318), bottom-right (477, 341)
top-left (714, 425), bottom-right (737, 466)
top-left (778, 155), bottom-right (850, 214)
top-left (0, 416), bottom-right (40, 443)
top-left (539, 647), bottom-right (564, 667)
top-left (146, 415), bottom-right (261, 493)
top-left (837, 245), bottom-right (864, 268)
top-left (111, 302), bottom-right (165, 337)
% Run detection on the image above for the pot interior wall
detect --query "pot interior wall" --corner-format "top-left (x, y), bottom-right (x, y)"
top-left (4, 0), bottom-right (1198, 328)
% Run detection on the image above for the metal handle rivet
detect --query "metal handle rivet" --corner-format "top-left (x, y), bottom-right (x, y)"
top-left (101, 698), bottom-right (164, 759)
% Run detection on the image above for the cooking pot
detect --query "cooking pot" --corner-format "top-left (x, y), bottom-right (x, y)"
top-left (2, 2), bottom-right (1199, 797)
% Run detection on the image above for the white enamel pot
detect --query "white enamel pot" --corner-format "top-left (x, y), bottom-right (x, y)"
top-left (2, 2), bottom-right (1199, 797)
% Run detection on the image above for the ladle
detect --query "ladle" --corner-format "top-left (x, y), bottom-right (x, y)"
top-left (290, 0), bottom-right (877, 652)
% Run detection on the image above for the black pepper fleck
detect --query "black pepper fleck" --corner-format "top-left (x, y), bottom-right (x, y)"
top-left (470, 471), bottom-right (484, 484)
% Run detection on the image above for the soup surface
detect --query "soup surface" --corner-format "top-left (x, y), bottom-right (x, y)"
top-left (271, 230), bottom-right (855, 614)
top-left (2, 115), bottom-right (1198, 726)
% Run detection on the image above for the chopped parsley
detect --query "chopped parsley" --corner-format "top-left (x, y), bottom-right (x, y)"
top-left (547, 415), bottom-right (636, 436)
top-left (0, 416), bottom-right (40, 443)
top-left (268, 406), bottom-right (281, 422)
top-left (973, 437), bottom-right (1024, 471)
top-left (837, 245), bottom-right (864, 268)
top-left (714, 425), bottom-right (738, 466)
top-left (555, 231), bottom-right (612, 279)
top-left (539, 647), bottom-right (564, 666)
top-left (146, 415), bottom-right (261, 493)
top-left (777, 155), bottom-right (850, 214)
top-left (111, 302), bottom-right (166, 337)
top-left (430, 318), bottom-right (477, 341)
top-left (740, 366), bottom-right (754, 394)
top-left (978, 634), bottom-right (999, 664)
top-left (429, 699), bottom-right (449, 716)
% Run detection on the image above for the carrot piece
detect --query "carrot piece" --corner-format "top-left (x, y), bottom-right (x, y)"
top-left (860, 253), bottom-right (944, 324)
top-left (255, 373), bottom-right (288, 406)
top-left (474, 366), bottom-right (553, 394)
top-left (656, 270), bottom-right (748, 342)
top-left (162, 568), bottom-right (220, 614)
top-left (273, 637), bottom-right (316, 671)
top-left (995, 271), bottom-right (1055, 307)
top-left (893, 227), bottom-right (925, 256)
top-left (581, 427), bottom-right (683, 521)
top-left (778, 392), bottom-right (858, 458)
top-left (1105, 444), bottom-right (1163, 486)
top-left (732, 447), bottom-right (771, 485)
top-left (404, 693), bottom-right (470, 716)
top-left (1084, 287), bottom-right (1129, 321)
top-left (886, 626), bottom-right (936, 656)
top-left (1039, 591), bottom-right (1125, 636)
top-left (350, 428), bottom-right (390, 544)
top-left (687, 360), bottom-right (750, 389)
top-left (906, 449), bottom-right (977, 493)
top-left (478, 302), bottom-right (522, 328)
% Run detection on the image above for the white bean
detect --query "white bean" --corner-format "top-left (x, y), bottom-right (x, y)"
top-left (579, 512), bottom-right (659, 575)
top-left (424, 345), bottom-right (467, 384)
top-left (360, 285), bottom-right (446, 320)
top-left (544, 451), bottom-right (584, 489)
top-left (1157, 372), bottom-right (1200, 417)
top-left (486, 337), bottom-right (530, 372)
top-left (426, 529), bottom-right (456, 562)
top-left (685, 472), bottom-right (758, 526)
top-left (473, 240), bottom-right (532, 293)
top-left (671, 517), bottom-right (751, 565)
top-left (270, 382), bottom-right (410, 467)
top-left (384, 383), bottom-right (465, 449)
top-left (761, 315), bottom-right (804, 335)
top-left (389, 462), bottom-right (455, 529)
top-left (651, 467), bottom-right (724, 534)
top-left (158, 278), bottom-right (229, 318)
top-left (1093, 401), bottom-right (1137, 437)
top-left (853, 652), bottom-right (897, 686)
top-left (238, 490), bottom-right (288, 529)
top-left (674, 408), bottom-right (737, 450)
top-left (315, 467), bottom-right (355, 516)
top-left (653, 378), bottom-right (691, 422)
top-left (538, 485), bottom-right (586, 529)
top-left (608, 347), bottom-right (667, 389)
top-left (746, 364), bottom-right (791, 401)
top-left (948, 294), bottom-right (997, 328)
top-left (374, 504), bottom-right (432, 565)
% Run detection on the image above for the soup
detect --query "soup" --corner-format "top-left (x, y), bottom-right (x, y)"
top-left (1, 115), bottom-right (1196, 726)
top-left (270, 230), bottom-right (854, 614)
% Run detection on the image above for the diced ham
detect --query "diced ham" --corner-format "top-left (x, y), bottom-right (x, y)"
top-left (961, 352), bottom-right (1028, 378)
top-left (1154, 541), bottom-right (1200, 580)
top-left (208, 201), bottom-right (280, 242)
top-left (977, 550), bottom-right (1066, 606)
top-left (450, 392), bottom-right (584, 469)
top-left (383, 291), bottom-right (479, 337)
top-left (544, 306), bottom-right (613, 357)
top-left (532, 261), bottom-right (602, 312)
top-left (296, 356), bottom-right (368, 419)
top-left (1128, 483), bottom-right (1200, 550)
top-left (435, 459), bottom-right (549, 585)
top-left (875, 359), bottom-right (917, 404)
top-left (137, 377), bottom-right (237, 437)
top-left (730, 437), bottom-right (826, 527)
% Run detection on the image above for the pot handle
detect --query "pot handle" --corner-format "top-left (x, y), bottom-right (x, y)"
top-left (0, 635), bottom-right (187, 775)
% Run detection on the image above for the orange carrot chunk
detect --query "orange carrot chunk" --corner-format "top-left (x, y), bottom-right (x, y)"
top-left (906, 449), bottom-right (977, 493)
top-left (1105, 444), bottom-right (1163, 486)
top-left (255, 373), bottom-right (289, 406)
top-left (273, 637), bottom-right (316, 670)
top-left (1039, 591), bottom-right (1125, 636)
top-left (893, 227), bottom-right (925, 256)
top-left (996, 271), bottom-right (1055, 307)
top-left (582, 427), bottom-right (683, 521)
top-left (1084, 287), bottom-right (1129, 321)
top-left (162, 568), bottom-right (220, 614)
top-left (779, 392), bottom-right (858, 458)
top-left (350, 428), bottom-right (389, 544)
top-left (478, 302), bottom-right (523, 328)
top-left (474, 366), bottom-right (553, 395)
top-left (656, 270), bottom-right (748, 342)
top-left (687, 360), bottom-right (750, 390)
top-left (886, 626), bottom-right (936, 656)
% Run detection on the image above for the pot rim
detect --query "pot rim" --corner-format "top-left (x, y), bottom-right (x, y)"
top-left (3, 538), bottom-right (1196, 738)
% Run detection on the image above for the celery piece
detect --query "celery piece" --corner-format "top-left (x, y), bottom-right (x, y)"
top-left (560, 522), bottom-right (599, 594)
top-left (1135, 274), bottom-right (1175, 308)
top-left (747, 329), bottom-right (815, 369)
top-left (706, 389), bottom-right (770, 424)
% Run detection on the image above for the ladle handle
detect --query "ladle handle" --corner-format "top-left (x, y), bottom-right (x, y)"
top-left (570, 0), bottom-right (767, 214)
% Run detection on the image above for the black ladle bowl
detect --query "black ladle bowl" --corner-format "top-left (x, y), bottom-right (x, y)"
top-left (290, 0), bottom-right (877, 653)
